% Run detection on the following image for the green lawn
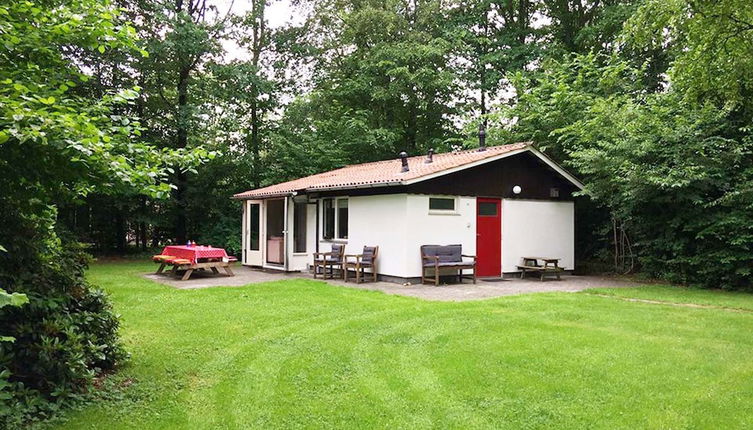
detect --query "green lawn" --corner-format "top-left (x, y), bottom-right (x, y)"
top-left (55, 261), bottom-right (753, 429)
top-left (586, 285), bottom-right (753, 312)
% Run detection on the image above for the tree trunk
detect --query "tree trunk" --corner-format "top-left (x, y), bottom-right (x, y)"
top-left (480, 9), bottom-right (489, 123)
top-left (518, 0), bottom-right (528, 45)
top-left (139, 197), bottom-right (148, 250)
top-left (250, 97), bottom-right (260, 188)
top-left (174, 64), bottom-right (190, 243)
top-left (249, 0), bottom-right (265, 188)
top-left (115, 205), bottom-right (126, 253)
top-left (480, 86), bottom-right (486, 121)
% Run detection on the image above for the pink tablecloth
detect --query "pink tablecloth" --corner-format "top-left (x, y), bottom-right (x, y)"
top-left (161, 245), bottom-right (228, 264)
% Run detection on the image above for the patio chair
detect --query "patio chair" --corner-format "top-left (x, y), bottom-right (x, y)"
top-left (313, 244), bottom-right (345, 279)
top-left (344, 246), bottom-right (379, 283)
top-left (420, 244), bottom-right (476, 286)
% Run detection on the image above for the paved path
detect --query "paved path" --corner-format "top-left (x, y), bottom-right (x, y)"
top-left (144, 266), bottom-right (638, 302)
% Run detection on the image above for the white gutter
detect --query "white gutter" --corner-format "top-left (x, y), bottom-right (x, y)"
top-left (283, 196), bottom-right (289, 272)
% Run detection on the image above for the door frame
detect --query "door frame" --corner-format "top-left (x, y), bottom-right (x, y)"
top-left (476, 197), bottom-right (502, 277)
top-left (262, 197), bottom-right (288, 269)
top-left (243, 200), bottom-right (264, 266)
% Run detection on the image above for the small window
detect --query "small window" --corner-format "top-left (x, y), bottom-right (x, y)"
top-left (478, 202), bottom-right (498, 216)
top-left (249, 203), bottom-right (260, 251)
top-left (550, 187), bottom-right (560, 198)
top-left (322, 197), bottom-right (348, 240)
top-left (337, 199), bottom-right (348, 239)
top-left (293, 202), bottom-right (307, 253)
top-left (429, 197), bottom-right (455, 211)
top-left (323, 199), bottom-right (335, 239)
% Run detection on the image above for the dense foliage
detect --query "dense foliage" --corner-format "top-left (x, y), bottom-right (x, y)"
top-left (500, 0), bottom-right (753, 288)
top-left (0, 0), bottom-right (207, 425)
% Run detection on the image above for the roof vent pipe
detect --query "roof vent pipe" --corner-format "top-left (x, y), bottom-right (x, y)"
top-left (399, 151), bottom-right (409, 172)
top-left (425, 148), bottom-right (434, 163)
top-left (478, 122), bottom-right (487, 151)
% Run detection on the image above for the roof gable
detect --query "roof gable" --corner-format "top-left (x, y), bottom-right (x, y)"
top-left (233, 142), bottom-right (583, 199)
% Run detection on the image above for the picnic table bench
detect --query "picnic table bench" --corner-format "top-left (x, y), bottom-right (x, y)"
top-left (153, 245), bottom-right (237, 281)
top-left (517, 256), bottom-right (563, 281)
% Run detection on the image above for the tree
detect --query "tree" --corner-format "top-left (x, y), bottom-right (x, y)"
top-left (447, 0), bottom-right (540, 122)
top-left (282, 0), bottom-right (460, 161)
top-left (118, 0), bottom-right (228, 243)
top-left (502, 48), bottom-right (753, 288)
top-left (542, 0), bottom-right (639, 54)
top-left (0, 0), bottom-right (206, 424)
top-left (625, 0), bottom-right (753, 112)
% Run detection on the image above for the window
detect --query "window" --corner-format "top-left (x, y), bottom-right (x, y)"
top-left (294, 202), bottom-right (307, 253)
top-left (429, 197), bottom-right (455, 211)
top-left (337, 199), bottom-right (348, 239)
top-left (322, 197), bottom-right (348, 240)
top-left (323, 199), bottom-right (335, 239)
top-left (478, 202), bottom-right (498, 216)
top-left (248, 203), bottom-right (260, 251)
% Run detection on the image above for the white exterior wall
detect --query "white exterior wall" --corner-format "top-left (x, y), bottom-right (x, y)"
top-left (501, 199), bottom-right (575, 272)
top-left (317, 194), bottom-right (477, 278)
top-left (403, 195), bottom-right (477, 278)
top-left (322, 194), bottom-right (410, 277)
top-left (275, 194), bottom-right (575, 278)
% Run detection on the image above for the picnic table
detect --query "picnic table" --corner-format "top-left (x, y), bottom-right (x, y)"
top-left (155, 245), bottom-right (235, 281)
top-left (517, 256), bottom-right (563, 281)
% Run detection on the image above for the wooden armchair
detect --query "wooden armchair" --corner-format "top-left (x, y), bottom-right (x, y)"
top-left (313, 243), bottom-right (345, 279)
top-left (344, 246), bottom-right (379, 283)
top-left (420, 244), bottom-right (476, 286)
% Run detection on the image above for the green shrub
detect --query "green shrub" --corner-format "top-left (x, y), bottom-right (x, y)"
top-left (197, 214), bottom-right (242, 258)
top-left (0, 209), bottom-right (126, 427)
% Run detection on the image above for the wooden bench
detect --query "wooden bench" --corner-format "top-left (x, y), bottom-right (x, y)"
top-left (517, 257), bottom-right (563, 281)
top-left (421, 244), bottom-right (476, 286)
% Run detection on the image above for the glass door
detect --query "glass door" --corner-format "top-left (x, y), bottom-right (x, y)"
top-left (245, 201), bottom-right (263, 266)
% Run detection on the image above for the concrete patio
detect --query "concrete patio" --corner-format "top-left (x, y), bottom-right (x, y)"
top-left (143, 265), bottom-right (638, 302)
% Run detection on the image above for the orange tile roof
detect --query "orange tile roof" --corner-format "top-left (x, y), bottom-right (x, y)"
top-left (233, 142), bottom-right (531, 199)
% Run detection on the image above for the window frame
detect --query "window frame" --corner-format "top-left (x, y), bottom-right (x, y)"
top-left (321, 197), bottom-right (349, 240)
top-left (428, 196), bottom-right (458, 215)
top-left (477, 201), bottom-right (498, 217)
top-left (322, 198), bottom-right (335, 239)
top-left (293, 201), bottom-right (307, 253)
top-left (336, 198), bottom-right (348, 239)
top-left (248, 202), bottom-right (260, 251)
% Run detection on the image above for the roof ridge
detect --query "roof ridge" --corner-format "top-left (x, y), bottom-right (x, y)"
top-left (322, 142), bottom-right (531, 170)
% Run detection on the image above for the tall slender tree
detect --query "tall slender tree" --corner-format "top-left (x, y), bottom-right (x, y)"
top-left (448, 0), bottom-right (540, 123)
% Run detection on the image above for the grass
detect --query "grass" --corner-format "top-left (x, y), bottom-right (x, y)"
top-left (586, 285), bottom-right (753, 311)
top-left (53, 261), bottom-right (753, 429)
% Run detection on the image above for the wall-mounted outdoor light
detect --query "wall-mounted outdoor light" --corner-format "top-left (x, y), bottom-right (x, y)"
top-left (512, 185), bottom-right (522, 195)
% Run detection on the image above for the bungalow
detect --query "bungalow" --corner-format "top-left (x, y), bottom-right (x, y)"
top-left (232, 141), bottom-right (584, 283)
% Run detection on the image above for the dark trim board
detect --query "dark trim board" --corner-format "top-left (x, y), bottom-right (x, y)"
top-left (407, 151), bottom-right (577, 200)
top-left (311, 152), bottom-right (577, 201)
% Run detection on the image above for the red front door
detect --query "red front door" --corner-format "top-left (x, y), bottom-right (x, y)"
top-left (476, 198), bottom-right (502, 277)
